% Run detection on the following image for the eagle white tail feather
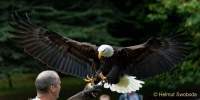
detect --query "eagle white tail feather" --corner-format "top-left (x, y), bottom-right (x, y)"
top-left (104, 75), bottom-right (144, 93)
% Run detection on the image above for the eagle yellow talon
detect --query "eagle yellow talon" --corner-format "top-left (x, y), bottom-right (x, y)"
top-left (84, 75), bottom-right (97, 89)
top-left (84, 75), bottom-right (96, 83)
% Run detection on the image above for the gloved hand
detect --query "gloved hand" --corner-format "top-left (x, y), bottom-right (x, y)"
top-left (83, 84), bottom-right (103, 98)
top-left (67, 84), bottom-right (103, 100)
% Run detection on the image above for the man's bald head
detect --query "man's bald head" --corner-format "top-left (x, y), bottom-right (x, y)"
top-left (35, 70), bottom-right (60, 93)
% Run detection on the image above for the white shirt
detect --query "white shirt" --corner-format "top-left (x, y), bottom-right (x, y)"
top-left (30, 97), bottom-right (40, 100)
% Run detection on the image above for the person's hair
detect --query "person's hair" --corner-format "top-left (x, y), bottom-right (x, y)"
top-left (35, 70), bottom-right (60, 93)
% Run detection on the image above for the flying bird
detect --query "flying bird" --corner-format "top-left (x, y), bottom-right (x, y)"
top-left (9, 12), bottom-right (189, 94)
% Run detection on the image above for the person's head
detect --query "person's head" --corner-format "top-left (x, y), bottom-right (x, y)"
top-left (35, 70), bottom-right (61, 99)
top-left (99, 94), bottom-right (110, 100)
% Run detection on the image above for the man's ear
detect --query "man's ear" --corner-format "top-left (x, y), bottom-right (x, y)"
top-left (49, 85), bottom-right (56, 93)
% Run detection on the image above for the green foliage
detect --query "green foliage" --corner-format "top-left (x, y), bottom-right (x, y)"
top-left (143, 60), bottom-right (200, 90)
top-left (0, 73), bottom-right (84, 99)
top-left (0, 0), bottom-right (200, 96)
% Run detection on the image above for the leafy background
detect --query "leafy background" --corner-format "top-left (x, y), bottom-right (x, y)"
top-left (0, 0), bottom-right (200, 99)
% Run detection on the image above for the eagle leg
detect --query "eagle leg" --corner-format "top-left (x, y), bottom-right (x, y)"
top-left (99, 72), bottom-right (107, 81)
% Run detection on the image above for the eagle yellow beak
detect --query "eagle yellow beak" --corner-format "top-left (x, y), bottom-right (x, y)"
top-left (98, 51), bottom-right (103, 59)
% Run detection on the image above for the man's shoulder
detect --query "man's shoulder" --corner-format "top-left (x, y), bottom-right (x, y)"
top-left (29, 97), bottom-right (40, 100)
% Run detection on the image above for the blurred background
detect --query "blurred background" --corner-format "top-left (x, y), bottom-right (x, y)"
top-left (0, 0), bottom-right (200, 100)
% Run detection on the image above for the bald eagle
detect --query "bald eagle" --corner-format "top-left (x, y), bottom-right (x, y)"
top-left (9, 12), bottom-right (189, 94)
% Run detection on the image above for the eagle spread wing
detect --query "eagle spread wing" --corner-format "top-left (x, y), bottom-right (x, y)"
top-left (9, 12), bottom-right (99, 78)
top-left (118, 35), bottom-right (189, 79)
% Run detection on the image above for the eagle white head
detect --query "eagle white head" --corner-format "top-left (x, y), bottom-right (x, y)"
top-left (97, 44), bottom-right (114, 59)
